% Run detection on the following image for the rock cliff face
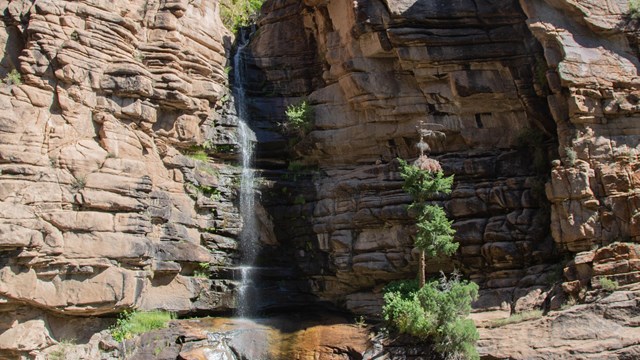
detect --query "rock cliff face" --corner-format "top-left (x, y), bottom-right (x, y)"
top-left (247, 0), bottom-right (559, 315)
top-left (523, 0), bottom-right (640, 298)
top-left (1, 0), bottom-right (640, 358)
top-left (245, 0), bottom-right (640, 313)
top-left (0, 0), bottom-right (246, 356)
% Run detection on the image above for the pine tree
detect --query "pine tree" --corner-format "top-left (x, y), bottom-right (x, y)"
top-left (398, 158), bottom-right (457, 287)
top-left (384, 159), bottom-right (480, 360)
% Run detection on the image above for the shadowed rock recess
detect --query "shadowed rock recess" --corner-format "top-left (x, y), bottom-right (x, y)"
top-left (1, 0), bottom-right (640, 358)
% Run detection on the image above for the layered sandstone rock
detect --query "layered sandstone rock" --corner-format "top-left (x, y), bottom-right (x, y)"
top-left (1, 0), bottom-right (640, 358)
top-left (247, 0), bottom-right (558, 315)
top-left (0, 0), bottom-right (243, 355)
top-left (245, 0), bottom-right (640, 322)
top-left (478, 288), bottom-right (640, 359)
top-left (523, 0), bottom-right (640, 299)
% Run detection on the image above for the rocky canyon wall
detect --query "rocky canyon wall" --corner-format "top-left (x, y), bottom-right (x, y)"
top-left (1, 0), bottom-right (640, 358)
top-left (248, 0), bottom-right (560, 315)
top-left (523, 0), bottom-right (640, 297)
top-left (0, 0), bottom-right (247, 356)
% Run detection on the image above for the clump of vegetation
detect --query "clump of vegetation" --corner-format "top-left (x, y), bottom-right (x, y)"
top-left (354, 315), bottom-right (367, 329)
top-left (193, 262), bottom-right (210, 278)
top-left (382, 159), bottom-right (479, 359)
top-left (284, 160), bottom-right (319, 181)
top-left (204, 141), bottom-right (236, 154)
top-left (133, 50), bottom-right (145, 62)
top-left (398, 158), bottom-right (456, 286)
top-left (630, 0), bottom-right (640, 19)
top-left (293, 194), bottom-right (306, 205)
top-left (110, 310), bottom-right (174, 342)
top-left (488, 310), bottom-right (543, 328)
top-left (560, 295), bottom-right (578, 311)
top-left (220, 0), bottom-right (264, 32)
top-left (564, 146), bottom-right (577, 166)
top-left (599, 277), bottom-right (619, 291)
top-left (184, 146), bottom-right (208, 162)
top-left (185, 182), bottom-right (221, 201)
top-left (49, 339), bottom-right (76, 360)
top-left (71, 176), bottom-right (86, 191)
top-left (4, 68), bottom-right (21, 86)
top-left (383, 274), bottom-right (480, 360)
top-left (283, 100), bottom-right (314, 137)
top-left (198, 184), bottom-right (221, 199)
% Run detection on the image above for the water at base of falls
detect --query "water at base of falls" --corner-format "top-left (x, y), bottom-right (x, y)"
top-left (165, 312), bottom-right (372, 360)
top-left (235, 266), bottom-right (258, 318)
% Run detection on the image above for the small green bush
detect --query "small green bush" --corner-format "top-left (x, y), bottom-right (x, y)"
top-left (4, 69), bottom-right (21, 86)
top-left (110, 310), bottom-right (174, 342)
top-left (354, 315), bottom-right (367, 328)
top-left (600, 277), bottom-right (619, 291)
top-left (293, 194), bottom-right (306, 205)
top-left (49, 339), bottom-right (76, 360)
top-left (220, 0), bottom-right (264, 31)
top-left (630, 0), bottom-right (640, 19)
top-left (284, 100), bottom-right (314, 136)
top-left (194, 262), bottom-right (210, 278)
top-left (383, 275), bottom-right (479, 360)
top-left (184, 147), bottom-right (208, 162)
top-left (564, 146), bottom-right (577, 166)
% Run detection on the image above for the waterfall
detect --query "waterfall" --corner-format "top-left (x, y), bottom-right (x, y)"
top-left (233, 27), bottom-right (259, 317)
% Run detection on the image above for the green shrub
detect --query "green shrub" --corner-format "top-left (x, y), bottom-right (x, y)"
top-left (186, 149), bottom-right (208, 162)
top-left (600, 277), bottom-right (619, 291)
top-left (284, 100), bottom-right (314, 136)
top-left (354, 315), bottom-right (367, 328)
top-left (49, 339), bottom-right (76, 360)
top-left (110, 310), bottom-right (174, 342)
top-left (293, 194), bottom-right (306, 205)
top-left (564, 146), bottom-right (577, 166)
top-left (630, 0), bottom-right (640, 19)
top-left (220, 0), bottom-right (264, 32)
top-left (194, 262), bottom-right (210, 278)
top-left (4, 69), bottom-right (21, 85)
top-left (383, 275), bottom-right (480, 360)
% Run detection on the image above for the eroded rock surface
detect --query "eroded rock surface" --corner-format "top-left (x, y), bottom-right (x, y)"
top-left (1, 0), bottom-right (640, 358)
top-left (478, 288), bottom-right (640, 359)
top-left (0, 0), bottom-right (243, 356)
top-left (248, 0), bottom-right (558, 316)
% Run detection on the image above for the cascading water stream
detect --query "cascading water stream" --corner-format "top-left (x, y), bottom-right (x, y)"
top-left (233, 27), bottom-right (259, 318)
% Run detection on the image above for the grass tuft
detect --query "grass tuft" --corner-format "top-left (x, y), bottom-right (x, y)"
top-left (600, 277), bottom-right (619, 291)
top-left (110, 310), bottom-right (174, 342)
top-left (488, 310), bottom-right (543, 328)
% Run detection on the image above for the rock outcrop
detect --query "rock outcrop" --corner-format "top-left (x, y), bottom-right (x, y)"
top-left (243, 0), bottom-right (640, 320)
top-left (0, 0), bottom-right (244, 356)
top-left (524, 0), bottom-right (640, 299)
top-left (247, 0), bottom-right (558, 315)
top-left (478, 288), bottom-right (640, 359)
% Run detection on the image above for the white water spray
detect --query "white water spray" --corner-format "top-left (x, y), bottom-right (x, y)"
top-left (233, 28), bottom-right (259, 317)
